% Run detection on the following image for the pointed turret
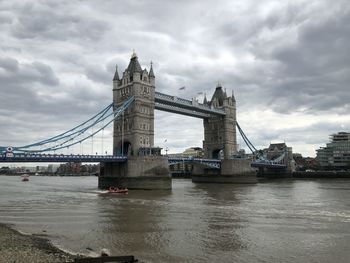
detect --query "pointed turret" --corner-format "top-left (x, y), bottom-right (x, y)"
top-left (231, 89), bottom-right (236, 102)
top-left (203, 93), bottom-right (208, 105)
top-left (149, 61), bottom-right (155, 78)
top-left (113, 65), bottom-right (120, 81)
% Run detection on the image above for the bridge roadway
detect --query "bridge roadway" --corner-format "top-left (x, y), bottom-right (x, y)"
top-left (0, 153), bottom-right (221, 168)
top-left (0, 153), bottom-right (285, 171)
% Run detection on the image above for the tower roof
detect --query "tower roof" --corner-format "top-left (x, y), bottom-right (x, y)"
top-left (126, 52), bottom-right (142, 74)
top-left (210, 83), bottom-right (225, 106)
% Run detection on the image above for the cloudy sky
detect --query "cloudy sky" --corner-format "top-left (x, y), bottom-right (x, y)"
top-left (0, 0), bottom-right (349, 158)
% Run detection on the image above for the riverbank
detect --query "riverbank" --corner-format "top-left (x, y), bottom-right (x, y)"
top-left (0, 223), bottom-right (76, 263)
top-left (293, 171), bottom-right (350, 178)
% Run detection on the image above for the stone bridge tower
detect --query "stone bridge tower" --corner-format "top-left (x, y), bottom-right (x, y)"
top-left (112, 52), bottom-right (155, 156)
top-left (99, 52), bottom-right (171, 190)
top-left (203, 84), bottom-right (237, 159)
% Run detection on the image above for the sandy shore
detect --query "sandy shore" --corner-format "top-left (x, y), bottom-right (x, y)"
top-left (0, 223), bottom-right (76, 263)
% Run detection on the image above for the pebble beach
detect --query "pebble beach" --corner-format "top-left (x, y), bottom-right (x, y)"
top-left (0, 223), bottom-right (75, 263)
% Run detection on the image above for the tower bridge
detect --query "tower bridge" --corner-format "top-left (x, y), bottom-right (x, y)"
top-left (0, 52), bottom-right (291, 188)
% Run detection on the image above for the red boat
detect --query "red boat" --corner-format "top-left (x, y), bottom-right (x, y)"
top-left (108, 187), bottom-right (128, 194)
top-left (21, 175), bottom-right (29, 182)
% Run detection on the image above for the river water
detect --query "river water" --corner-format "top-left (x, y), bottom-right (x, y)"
top-left (0, 176), bottom-right (349, 262)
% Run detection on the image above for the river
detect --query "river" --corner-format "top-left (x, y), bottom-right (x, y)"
top-left (0, 175), bottom-right (349, 262)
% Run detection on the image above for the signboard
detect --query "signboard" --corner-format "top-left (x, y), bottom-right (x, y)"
top-left (5, 146), bottom-right (14, 158)
top-left (5, 152), bottom-right (14, 158)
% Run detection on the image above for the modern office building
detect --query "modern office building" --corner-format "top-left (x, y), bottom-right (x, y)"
top-left (316, 132), bottom-right (350, 170)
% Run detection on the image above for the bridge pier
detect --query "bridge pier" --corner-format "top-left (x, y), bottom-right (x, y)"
top-left (256, 167), bottom-right (292, 178)
top-left (192, 159), bottom-right (257, 183)
top-left (99, 156), bottom-right (172, 190)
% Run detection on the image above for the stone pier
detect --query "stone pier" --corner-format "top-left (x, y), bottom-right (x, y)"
top-left (192, 159), bottom-right (257, 183)
top-left (99, 156), bottom-right (171, 190)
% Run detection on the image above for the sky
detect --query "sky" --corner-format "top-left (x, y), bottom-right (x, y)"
top-left (0, 0), bottom-right (349, 158)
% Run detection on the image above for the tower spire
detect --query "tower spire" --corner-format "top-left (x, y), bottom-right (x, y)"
top-left (113, 65), bottom-right (120, 81)
top-left (231, 89), bottom-right (236, 102)
top-left (203, 93), bottom-right (208, 105)
top-left (131, 49), bottom-right (137, 58)
top-left (149, 61), bottom-right (155, 78)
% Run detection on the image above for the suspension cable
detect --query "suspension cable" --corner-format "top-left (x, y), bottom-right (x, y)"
top-left (19, 96), bottom-right (134, 153)
top-left (15, 103), bottom-right (113, 150)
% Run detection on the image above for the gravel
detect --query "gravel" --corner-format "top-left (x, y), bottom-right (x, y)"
top-left (0, 223), bottom-right (76, 263)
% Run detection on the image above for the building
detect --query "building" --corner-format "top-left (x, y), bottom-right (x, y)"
top-left (316, 132), bottom-right (350, 170)
top-left (293, 153), bottom-right (317, 171)
top-left (168, 147), bottom-right (204, 177)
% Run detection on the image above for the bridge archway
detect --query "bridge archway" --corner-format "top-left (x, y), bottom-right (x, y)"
top-left (212, 149), bottom-right (223, 159)
top-left (122, 141), bottom-right (132, 156)
top-left (115, 140), bottom-right (132, 156)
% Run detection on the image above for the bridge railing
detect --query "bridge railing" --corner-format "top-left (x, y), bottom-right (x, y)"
top-left (0, 153), bottom-right (128, 163)
top-left (168, 157), bottom-right (221, 169)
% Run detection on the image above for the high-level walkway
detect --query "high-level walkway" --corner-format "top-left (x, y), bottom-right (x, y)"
top-left (155, 92), bottom-right (225, 118)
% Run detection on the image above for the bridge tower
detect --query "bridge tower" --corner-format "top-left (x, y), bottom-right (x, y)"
top-left (203, 84), bottom-right (237, 159)
top-left (99, 52), bottom-right (171, 190)
top-left (112, 51), bottom-right (155, 156)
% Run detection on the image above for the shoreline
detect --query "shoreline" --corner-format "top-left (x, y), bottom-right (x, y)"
top-left (0, 223), bottom-right (77, 263)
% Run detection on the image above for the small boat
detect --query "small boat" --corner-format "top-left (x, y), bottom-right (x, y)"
top-left (21, 175), bottom-right (29, 182)
top-left (108, 187), bottom-right (128, 194)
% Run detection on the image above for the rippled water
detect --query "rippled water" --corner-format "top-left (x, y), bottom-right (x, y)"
top-left (0, 176), bottom-right (349, 262)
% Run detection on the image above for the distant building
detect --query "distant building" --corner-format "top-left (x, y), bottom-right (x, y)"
top-left (262, 142), bottom-right (295, 171)
top-left (56, 163), bottom-right (99, 175)
top-left (316, 132), bottom-right (350, 170)
top-left (293, 153), bottom-right (317, 171)
top-left (48, 164), bottom-right (60, 174)
top-left (181, 147), bottom-right (204, 158)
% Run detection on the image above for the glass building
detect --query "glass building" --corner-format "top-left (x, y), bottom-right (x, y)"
top-left (316, 132), bottom-right (350, 170)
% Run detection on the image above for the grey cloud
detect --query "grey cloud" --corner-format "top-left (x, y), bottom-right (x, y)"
top-left (0, 0), bottom-right (349, 157)
top-left (0, 57), bottom-right (19, 72)
top-left (85, 65), bottom-right (111, 84)
top-left (10, 1), bottom-right (109, 41)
